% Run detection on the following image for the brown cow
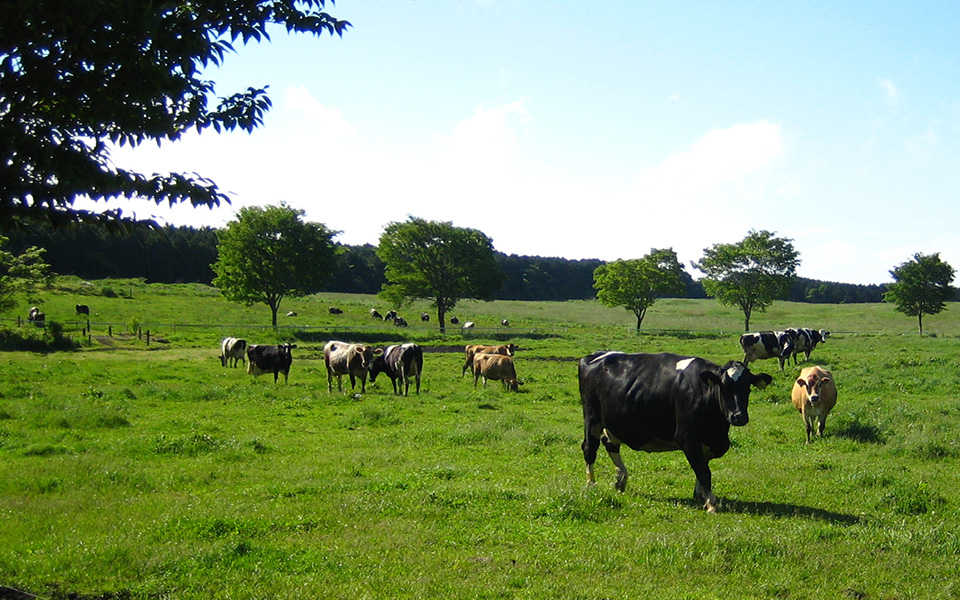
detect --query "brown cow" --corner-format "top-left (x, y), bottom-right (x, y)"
top-left (791, 365), bottom-right (837, 443)
top-left (323, 341), bottom-right (376, 393)
top-left (461, 343), bottom-right (517, 377)
top-left (473, 353), bottom-right (521, 392)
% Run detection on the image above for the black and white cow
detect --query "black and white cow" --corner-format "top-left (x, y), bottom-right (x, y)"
top-left (739, 331), bottom-right (794, 371)
top-left (75, 304), bottom-right (90, 316)
top-left (579, 351), bottom-right (772, 512)
top-left (246, 343), bottom-right (297, 383)
top-left (370, 309), bottom-right (383, 320)
top-left (785, 327), bottom-right (831, 364)
top-left (369, 343), bottom-right (424, 396)
top-left (220, 336), bottom-right (247, 368)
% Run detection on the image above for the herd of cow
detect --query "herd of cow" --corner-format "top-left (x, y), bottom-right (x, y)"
top-left (219, 324), bottom-right (836, 513)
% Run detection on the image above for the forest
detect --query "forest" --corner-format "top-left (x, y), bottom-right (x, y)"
top-left (6, 223), bottom-right (888, 303)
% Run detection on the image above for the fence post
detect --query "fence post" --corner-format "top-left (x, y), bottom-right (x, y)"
top-left (146, 330), bottom-right (150, 345)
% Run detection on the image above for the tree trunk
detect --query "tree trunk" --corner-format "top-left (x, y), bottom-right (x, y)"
top-left (918, 313), bottom-right (924, 335)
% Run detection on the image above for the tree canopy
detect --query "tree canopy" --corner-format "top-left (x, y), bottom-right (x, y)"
top-left (0, 1), bottom-right (349, 231)
top-left (211, 203), bottom-right (339, 326)
top-left (593, 248), bottom-right (685, 330)
top-left (376, 217), bottom-right (504, 332)
top-left (883, 252), bottom-right (956, 334)
top-left (694, 230), bottom-right (800, 331)
top-left (0, 235), bottom-right (52, 314)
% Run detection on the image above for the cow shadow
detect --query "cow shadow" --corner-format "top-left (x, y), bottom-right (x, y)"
top-left (665, 496), bottom-right (862, 525)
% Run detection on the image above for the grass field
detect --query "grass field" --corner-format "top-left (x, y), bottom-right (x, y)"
top-left (2, 279), bottom-right (960, 599)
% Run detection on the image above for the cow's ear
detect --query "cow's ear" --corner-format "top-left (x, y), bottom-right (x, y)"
top-left (374, 348), bottom-right (383, 356)
top-left (820, 377), bottom-right (830, 385)
top-left (752, 373), bottom-right (773, 389)
top-left (796, 378), bottom-right (805, 387)
top-left (699, 371), bottom-right (722, 387)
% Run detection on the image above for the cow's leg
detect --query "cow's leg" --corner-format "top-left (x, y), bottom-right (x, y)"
top-left (326, 369), bottom-right (333, 392)
top-left (601, 428), bottom-right (628, 492)
top-left (414, 373), bottom-right (421, 394)
top-left (817, 413), bottom-right (827, 438)
top-left (682, 444), bottom-right (717, 512)
top-left (582, 423), bottom-right (602, 485)
top-left (337, 374), bottom-right (343, 393)
top-left (360, 374), bottom-right (367, 394)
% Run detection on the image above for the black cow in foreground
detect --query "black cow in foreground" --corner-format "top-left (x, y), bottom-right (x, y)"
top-left (370, 343), bottom-right (424, 396)
top-left (246, 343), bottom-right (297, 383)
top-left (579, 351), bottom-right (772, 512)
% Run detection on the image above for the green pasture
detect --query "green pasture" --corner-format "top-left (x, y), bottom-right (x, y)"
top-left (2, 279), bottom-right (960, 599)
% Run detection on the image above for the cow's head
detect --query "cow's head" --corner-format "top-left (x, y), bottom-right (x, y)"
top-left (368, 348), bottom-right (387, 382)
top-left (701, 361), bottom-right (772, 427)
top-left (797, 372), bottom-right (830, 404)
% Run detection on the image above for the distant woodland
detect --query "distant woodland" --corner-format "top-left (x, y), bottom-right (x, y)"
top-left (7, 224), bottom-right (889, 303)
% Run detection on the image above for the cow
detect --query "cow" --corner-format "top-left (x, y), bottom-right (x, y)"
top-left (286, 311), bottom-right (298, 317)
top-left (785, 328), bottom-right (830, 364)
top-left (323, 341), bottom-right (376, 393)
top-left (370, 309), bottom-right (383, 320)
top-left (500, 319), bottom-right (510, 326)
top-left (473, 353), bottom-right (521, 392)
top-left (739, 331), bottom-right (794, 371)
top-left (246, 343), bottom-right (297, 383)
top-left (329, 307), bottom-right (343, 315)
top-left (27, 307), bottom-right (45, 324)
top-left (383, 310), bottom-right (398, 322)
top-left (219, 337), bottom-right (248, 368)
top-left (450, 316), bottom-right (460, 325)
top-left (420, 312), bottom-right (430, 322)
top-left (461, 343), bottom-right (517, 377)
top-left (462, 321), bottom-right (475, 330)
top-left (791, 365), bottom-right (837, 443)
top-left (75, 304), bottom-right (90, 316)
top-left (394, 316), bottom-right (408, 327)
top-left (370, 343), bottom-right (424, 396)
top-left (579, 351), bottom-right (772, 512)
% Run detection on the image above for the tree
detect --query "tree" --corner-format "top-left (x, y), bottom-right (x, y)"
top-left (0, 235), bottom-right (52, 314)
top-left (694, 230), bottom-right (800, 332)
top-left (211, 203), bottom-right (338, 326)
top-left (593, 248), bottom-right (686, 330)
top-left (0, 1), bottom-right (349, 231)
top-left (883, 252), bottom-right (956, 334)
top-left (376, 217), bottom-right (504, 332)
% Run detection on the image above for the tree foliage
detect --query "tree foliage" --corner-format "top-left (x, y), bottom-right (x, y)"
top-left (0, 235), bottom-right (52, 313)
top-left (883, 252), bottom-right (956, 334)
top-left (376, 217), bottom-right (503, 332)
top-left (694, 230), bottom-right (800, 331)
top-left (594, 248), bottom-right (686, 330)
top-left (0, 1), bottom-right (349, 231)
top-left (211, 203), bottom-right (338, 326)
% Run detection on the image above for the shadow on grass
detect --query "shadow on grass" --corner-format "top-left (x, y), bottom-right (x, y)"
top-left (666, 496), bottom-right (863, 525)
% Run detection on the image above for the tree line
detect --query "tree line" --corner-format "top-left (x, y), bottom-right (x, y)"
top-left (6, 221), bottom-right (887, 304)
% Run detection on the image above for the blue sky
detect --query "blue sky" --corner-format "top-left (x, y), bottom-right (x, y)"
top-left (99, 1), bottom-right (960, 285)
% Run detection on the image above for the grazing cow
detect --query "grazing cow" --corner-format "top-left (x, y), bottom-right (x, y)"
top-left (75, 304), bottom-right (90, 316)
top-left (394, 316), bottom-right (408, 327)
top-left (500, 319), bottom-right (510, 326)
top-left (370, 309), bottom-right (383, 320)
top-left (579, 351), bottom-right (772, 512)
top-left (383, 310), bottom-right (397, 322)
top-left (462, 321), bottom-right (475, 330)
top-left (739, 331), bottom-right (794, 371)
top-left (370, 343), bottom-right (424, 395)
top-left (420, 312), bottom-right (430, 322)
top-left (323, 341), bottom-right (375, 393)
top-left (246, 343), bottom-right (297, 383)
top-left (286, 311), bottom-right (298, 317)
top-left (27, 307), bottom-right (45, 324)
top-left (220, 337), bottom-right (248, 368)
top-left (450, 316), bottom-right (460, 325)
top-left (329, 307), bottom-right (343, 315)
top-left (461, 343), bottom-right (518, 377)
top-left (791, 365), bottom-right (837, 443)
top-left (473, 353), bottom-right (521, 392)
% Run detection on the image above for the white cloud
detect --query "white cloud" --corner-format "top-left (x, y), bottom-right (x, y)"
top-left (282, 86), bottom-right (355, 140)
top-left (879, 78), bottom-right (899, 107)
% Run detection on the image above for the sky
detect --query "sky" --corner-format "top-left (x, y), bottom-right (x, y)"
top-left (93, 1), bottom-right (960, 286)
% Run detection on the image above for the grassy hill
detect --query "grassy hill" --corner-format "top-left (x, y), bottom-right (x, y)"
top-left (2, 278), bottom-right (960, 599)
